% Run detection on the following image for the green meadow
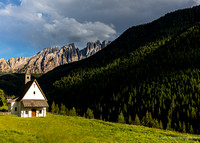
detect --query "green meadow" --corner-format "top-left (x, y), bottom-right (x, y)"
top-left (0, 114), bottom-right (199, 142)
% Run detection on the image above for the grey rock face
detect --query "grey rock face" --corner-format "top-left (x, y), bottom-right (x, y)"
top-left (0, 40), bottom-right (110, 73)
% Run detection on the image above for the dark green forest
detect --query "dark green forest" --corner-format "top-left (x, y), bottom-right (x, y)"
top-left (1, 6), bottom-right (200, 134)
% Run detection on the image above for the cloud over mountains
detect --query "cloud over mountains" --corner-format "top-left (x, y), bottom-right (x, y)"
top-left (0, 0), bottom-right (199, 59)
top-left (0, 0), bottom-right (116, 49)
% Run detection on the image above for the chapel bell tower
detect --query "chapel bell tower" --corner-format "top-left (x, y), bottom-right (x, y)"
top-left (25, 70), bottom-right (31, 84)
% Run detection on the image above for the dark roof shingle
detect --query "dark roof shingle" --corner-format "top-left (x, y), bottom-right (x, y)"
top-left (22, 100), bottom-right (49, 107)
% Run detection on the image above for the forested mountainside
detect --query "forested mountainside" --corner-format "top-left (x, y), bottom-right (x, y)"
top-left (37, 6), bottom-right (200, 134)
top-left (1, 6), bottom-right (200, 134)
top-left (0, 40), bottom-right (110, 73)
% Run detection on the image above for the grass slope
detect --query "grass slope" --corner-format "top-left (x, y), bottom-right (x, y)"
top-left (0, 114), bottom-right (199, 143)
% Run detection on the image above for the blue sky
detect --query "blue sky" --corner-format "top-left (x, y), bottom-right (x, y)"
top-left (0, 0), bottom-right (21, 6)
top-left (0, 0), bottom-right (199, 60)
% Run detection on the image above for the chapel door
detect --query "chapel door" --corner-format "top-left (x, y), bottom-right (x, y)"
top-left (32, 109), bottom-right (36, 117)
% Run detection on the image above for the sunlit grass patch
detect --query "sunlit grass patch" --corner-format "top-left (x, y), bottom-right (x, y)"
top-left (0, 114), bottom-right (199, 142)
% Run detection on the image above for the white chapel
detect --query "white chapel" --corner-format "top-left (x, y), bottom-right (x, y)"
top-left (8, 71), bottom-right (49, 117)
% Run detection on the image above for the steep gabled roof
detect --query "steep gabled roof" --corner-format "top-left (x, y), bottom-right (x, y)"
top-left (16, 79), bottom-right (48, 101)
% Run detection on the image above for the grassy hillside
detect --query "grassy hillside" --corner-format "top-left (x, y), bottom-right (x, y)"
top-left (0, 114), bottom-right (199, 143)
top-left (35, 6), bottom-right (200, 134)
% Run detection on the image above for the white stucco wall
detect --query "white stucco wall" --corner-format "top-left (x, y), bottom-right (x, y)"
top-left (36, 107), bottom-right (46, 117)
top-left (23, 81), bottom-right (45, 100)
top-left (20, 106), bottom-right (46, 117)
top-left (20, 106), bottom-right (31, 117)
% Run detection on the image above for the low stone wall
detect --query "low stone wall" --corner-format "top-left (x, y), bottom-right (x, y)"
top-left (0, 112), bottom-right (11, 115)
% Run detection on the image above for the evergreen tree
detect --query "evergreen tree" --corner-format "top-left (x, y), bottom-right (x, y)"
top-left (159, 120), bottom-right (163, 129)
top-left (100, 114), bottom-right (103, 120)
top-left (142, 111), bottom-right (149, 126)
top-left (118, 111), bottom-right (125, 123)
top-left (55, 104), bottom-right (59, 114)
top-left (66, 108), bottom-right (69, 115)
top-left (178, 121), bottom-right (182, 132)
top-left (182, 122), bottom-right (186, 133)
top-left (148, 112), bottom-right (154, 127)
top-left (69, 107), bottom-right (76, 116)
top-left (134, 114), bottom-right (140, 125)
top-left (128, 115), bottom-right (133, 124)
top-left (60, 103), bottom-right (66, 115)
top-left (166, 119), bottom-right (172, 130)
top-left (51, 101), bottom-right (55, 113)
top-left (85, 108), bottom-right (94, 119)
top-left (189, 125), bottom-right (194, 134)
top-left (153, 119), bottom-right (159, 128)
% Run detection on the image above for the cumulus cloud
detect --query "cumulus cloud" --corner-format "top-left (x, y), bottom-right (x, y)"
top-left (0, 0), bottom-right (116, 49)
top-left (0, 0), bottom-right (198, 53)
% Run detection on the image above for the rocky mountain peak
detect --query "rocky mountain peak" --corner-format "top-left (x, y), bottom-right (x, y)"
top-left (0, 40), bottom-right (111, 73)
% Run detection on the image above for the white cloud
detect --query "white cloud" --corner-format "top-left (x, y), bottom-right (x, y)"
top-left (193, 0), bottom-right (200, 5)
top-left (0, 0), bottom-right (198, 52)
top-left (0, 0), bottom-right (116, 49)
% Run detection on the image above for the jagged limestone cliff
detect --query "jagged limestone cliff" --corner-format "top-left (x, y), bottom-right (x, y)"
top-left (0, 40), bottom-right (110, 73)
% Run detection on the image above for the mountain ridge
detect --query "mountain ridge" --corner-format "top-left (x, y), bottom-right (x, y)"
top-left (0, 40), bottom-right (111, 73)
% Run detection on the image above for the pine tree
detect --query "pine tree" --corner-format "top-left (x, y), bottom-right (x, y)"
top-left (85, 108), bottom-right (94, 119)
top-left (128, 115), bottom-right (132, 124)
top-left (134, 114), bottom-right (140, 125)
top-left (69, 107), bottom-right (76, 116)
top-left (55, 104), bottom-right (59, 114)
top-left (142, 111), bottom-right (149, 126)
top-left (66, 108), bottom-right (69, 115)
top-left (166, 119), bottom-right (172, 130)
top-left (178, 121), bottom-right (182, 132)
top-left (148, 112), bottom-right (154, 127)
top-left (159, 120), bottom-right (163, 129)
top-left (51, 101), bottom-right (55, 113)
top-left (60, 103), bottom-right (66, 115)
top-left (118, 111), bottom-right (125, 123)
top-left (100, 114), bottom-right (103, 120)
top-left (182, 122), bottom-right (186, 133)
top-left (189, 125), bottom-right (194, 134)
